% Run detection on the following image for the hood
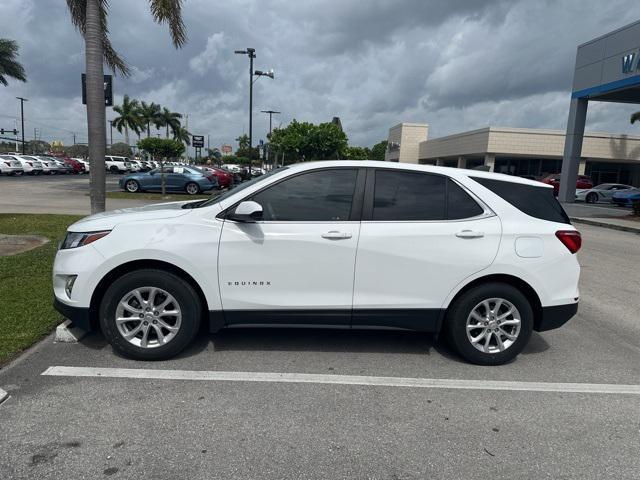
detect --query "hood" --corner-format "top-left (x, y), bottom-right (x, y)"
top-left (69, 201), bottom-right (196, 231)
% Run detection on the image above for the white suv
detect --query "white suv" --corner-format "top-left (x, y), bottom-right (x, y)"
top-left (105, 156), bottom-right (131, 173)
top-left (53, 161), bottom-right (581, 365)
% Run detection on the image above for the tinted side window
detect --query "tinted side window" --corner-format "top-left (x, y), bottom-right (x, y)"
top-left (471, 177), bottom-right (570, 224)
top-left (373, 171), bottom-right (446, 221)
top-left (447, 179), bottom-right (484, 219)
top-left (252, 169), bottom-right (357, 221)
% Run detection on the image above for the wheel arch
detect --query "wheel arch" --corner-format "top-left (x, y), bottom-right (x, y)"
top-left (89, 259), bottom-right (210, 331)
top-left (440, 274), bottom-right (543, 331)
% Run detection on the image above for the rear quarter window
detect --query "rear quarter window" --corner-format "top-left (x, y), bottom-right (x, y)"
top-left (471, 177), bottom-right (570, 224)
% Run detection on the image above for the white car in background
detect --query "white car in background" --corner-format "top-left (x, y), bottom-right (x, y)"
top-left (575, 183), bottom-right (635, 203)
top-left (53, 161), bottom-right (581, 366)
top-left (221, 163), bottom-right (242, 173)
top-left (0, 155), bottom-right (24, 175)
top-left (31, 155), bottom-right (60, 174)
top-left (105, 155), bottom-right (131, 173)
top-left (9, 154), bottom-right (44, 175)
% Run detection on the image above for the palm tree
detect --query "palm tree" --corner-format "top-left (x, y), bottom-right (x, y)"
top-left (112, 95), bottom-right (141, 146)
top-left (631, 112), bottom-right (640, 124)
top-left (174, 126), bottom-right (191, 146)
top-left (159, 107), bottom-right (182, 138)
top-left (138, 101), bottom-right (162, 137)
top-left (0, 38), bottom-right (26, 86)
top-left (66, 0), bottom-right (187, 214)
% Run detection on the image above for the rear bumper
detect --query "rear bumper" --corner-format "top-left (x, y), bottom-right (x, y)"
top-left (53, 298), bottom-right (92, 331)
top-left (535, 302), bottom-right (578, 332)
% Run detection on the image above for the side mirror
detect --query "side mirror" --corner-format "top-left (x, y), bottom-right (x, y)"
top-left (228, 201), bottom-right (263, 223)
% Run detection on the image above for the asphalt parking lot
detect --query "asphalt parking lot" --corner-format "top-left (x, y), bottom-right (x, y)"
top-left (0, 223), bottom-right (638, 479)
top-left (0, 173), bottom-right (154, 214)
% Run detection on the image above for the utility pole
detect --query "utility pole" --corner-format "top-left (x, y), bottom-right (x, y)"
top-left (108, 120), bottom-right (113, 147)
top-left (16, 97), bottom-right (27, 155)
top-left (73, 132), bottom-right (76, 145)
top-left (235, 48), bottom-right (274, 177)
top-left (14, 118), bottom-right (18, 151)
top-left (261, 110), bottom-right (280, 169)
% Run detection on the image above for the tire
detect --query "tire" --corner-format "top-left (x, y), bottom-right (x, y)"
top-left (185, 182), bottom-right (200, 195)
top-left (125, 179), bottom-right (140, 193)
top-left (99, 269), bottom-right (202, 360)
top-left (444, 283), bottom-right (533, 366)
top-left (109, 166), bottom-right (118, 173)
top-left (586, 192), bottom-right (598, 204)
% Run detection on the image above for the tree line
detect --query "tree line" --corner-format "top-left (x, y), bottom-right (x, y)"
top-left (112, 95), bottom-right (190, 147)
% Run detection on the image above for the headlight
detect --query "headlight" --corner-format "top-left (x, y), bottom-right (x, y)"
top-left (61, 230), bottom-right (111, 249)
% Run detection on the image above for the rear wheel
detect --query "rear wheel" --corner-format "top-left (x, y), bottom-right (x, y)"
top-left (185, 182), bottom-right (200, 195)
top-left (125, 179), bottom-right (140, 193)
top-left (586, 192), bottom-right (598, 203)
top-left (444, 283), bottom-right (533, 365)
top-left (109, 165), bottom-right (118, 173)
top-left (99, 269), bottom-right (202, 360)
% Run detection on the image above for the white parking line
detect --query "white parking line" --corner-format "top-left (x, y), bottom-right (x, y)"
top-left (42, 366), bottom-right (640, 395)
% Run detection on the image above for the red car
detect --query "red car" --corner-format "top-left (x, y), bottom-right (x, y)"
top-left (541, 174), bottom-right (593, 195)
top-left (50, 154), bottom-right (85, 174)
top-left (200, 166), bottom-right (233, 188)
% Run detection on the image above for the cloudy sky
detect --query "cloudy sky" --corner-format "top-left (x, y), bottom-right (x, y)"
top-left (1, 0), bottom-right (640, 154)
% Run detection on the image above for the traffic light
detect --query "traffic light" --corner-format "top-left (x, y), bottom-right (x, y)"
top-left (0, 129), bottom-right (18, 135)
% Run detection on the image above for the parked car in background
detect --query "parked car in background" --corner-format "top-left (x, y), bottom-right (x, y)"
top-left (612, 189), bottom-right (640, 207)
top-left (119, 165), bottom-right (218, 195)
top-left (72, 158), bottom-right (90, 173)
top-left (63, 157), bottom-right (86, 174)
top-left (575, 183), bottom-right (635, 203)
top-left (105, 156), bottom-right (132, 173)
top-left (50, 157), bottom-right (74, 174)
top-left (11, 155), bottom-right (44, 175)
top-left (0, 155), bottom-right (24, 175)
top-left (221, 163), bottom-right (242, 173)
top-left (541, 174), bottom-right (593, 195)
top-left (34, 156), bottom-right (62, 174)
top-left (200, 166), bottom-right (233, 188)
top-left (55, 161), bottom-right (580, 365)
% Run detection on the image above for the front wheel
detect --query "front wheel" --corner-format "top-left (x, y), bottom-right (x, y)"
top-left (125, 179), bottom-right (140, 193)
top-left (185, 182), bottom-right (200, 195)
top-left (99, 269), bottom-right (202, 360)
top-left (444, 283), bottom-right (533, 365)
top-left (586, 192), bottom-right (598, 203)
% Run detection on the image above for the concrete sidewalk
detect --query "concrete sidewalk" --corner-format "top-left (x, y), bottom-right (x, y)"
top-left (571, 216), bottom-right (640, 234)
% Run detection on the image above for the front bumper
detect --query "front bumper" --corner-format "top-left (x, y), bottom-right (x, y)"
top-left (535, 302), bottom-right (578, 332)
top-left (54, 297), bottom-right (92, 331)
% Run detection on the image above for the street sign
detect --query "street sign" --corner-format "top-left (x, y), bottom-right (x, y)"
top-left (192, 135), bottom-right (205, 148)
top-left (221, 144), bottom-right (232, 154)
top-left (82, 74), bottom-right (113, 106)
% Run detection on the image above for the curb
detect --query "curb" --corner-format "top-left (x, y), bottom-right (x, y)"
top-left (0, 388), bottom-right (8, 405)
top-left (570, 217), bottom-right (640, 234)
top-left (55, 319), bottom-right (88, 343)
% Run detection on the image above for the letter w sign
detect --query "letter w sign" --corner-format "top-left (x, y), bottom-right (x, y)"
top-left (622, 53), bottom-right (636, 74)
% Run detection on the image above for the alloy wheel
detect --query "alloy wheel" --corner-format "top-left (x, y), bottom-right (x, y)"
top-left (115, 287), bottom-right (182, 348)
top-left (125, 180), bottom-right (139, 192)
top-left (466, 298), bottom-right (521, 354)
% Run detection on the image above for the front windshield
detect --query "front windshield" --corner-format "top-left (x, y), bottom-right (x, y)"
top-left (189, 167), bottom-right (287, 208)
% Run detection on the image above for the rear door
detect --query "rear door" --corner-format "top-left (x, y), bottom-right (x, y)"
top-left (353, 169), bottom-right (501, 330)
top-left (218, 168), bottom-right (364, 326)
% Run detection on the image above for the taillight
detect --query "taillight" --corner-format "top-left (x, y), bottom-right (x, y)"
top-left (556, 230), bottom-right (581, 254)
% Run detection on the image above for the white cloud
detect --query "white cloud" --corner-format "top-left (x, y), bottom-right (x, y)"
top-left (189, 32), bottom-right (227, 75)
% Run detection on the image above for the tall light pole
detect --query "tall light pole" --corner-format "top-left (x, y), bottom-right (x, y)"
top-left (16, 97), bottom-right (27, 154)
top-left (235, 48), bottom-right (274, 176)
top-left (261, 110), bottom-right (280, 169)
top-left (108, 120), bottom-right (113, 147)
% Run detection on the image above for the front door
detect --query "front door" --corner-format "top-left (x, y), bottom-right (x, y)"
top-left (353, 169), bottom-right (502, 330)
top-left (218, 168), bottom-right (364, 326)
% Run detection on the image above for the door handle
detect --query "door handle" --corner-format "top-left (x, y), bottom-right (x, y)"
top-left (455, 230), bottom-right (484, 239)
top-left (321, 231), bottom-right (352, 240)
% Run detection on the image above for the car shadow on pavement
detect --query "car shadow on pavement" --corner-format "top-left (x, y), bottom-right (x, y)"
top-left (209, 328), bottom-right (437, 355)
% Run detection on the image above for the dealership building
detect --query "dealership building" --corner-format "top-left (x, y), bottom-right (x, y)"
top-left (385, 20), bottom-right (640, 191)
top-left (384, 122), bottom-right (640, 186)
